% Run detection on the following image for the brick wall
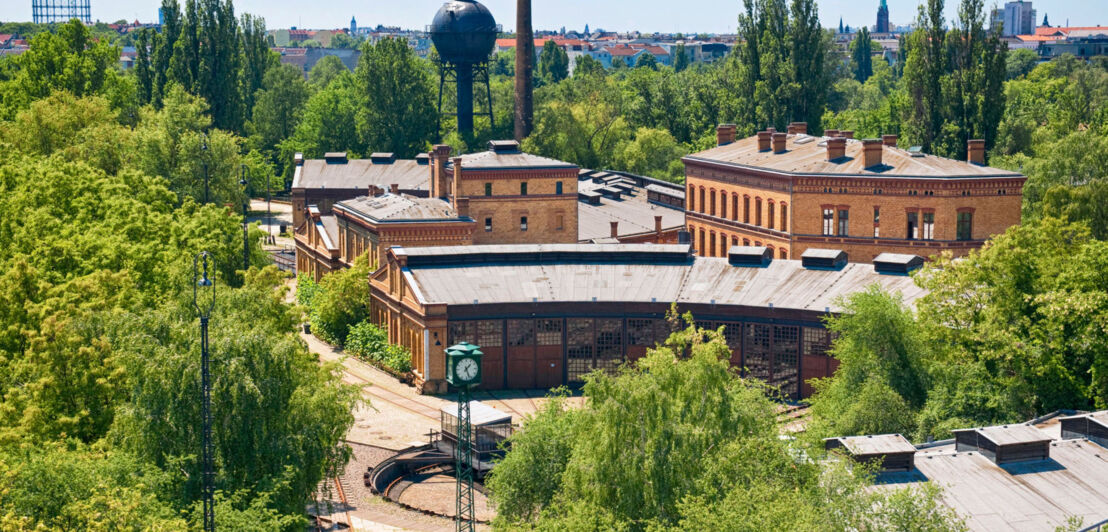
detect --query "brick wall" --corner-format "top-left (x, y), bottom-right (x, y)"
top-left (455, 167), bottom-right (580, 245)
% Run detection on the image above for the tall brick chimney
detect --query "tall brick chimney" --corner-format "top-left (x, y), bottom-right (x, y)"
top-left (787, 122), bottom-right (808, 135)
top-left (862, 139), bottom-right (883, 169)
top-left (882, 134), bottom-right (898, 147)
top-left (716, 124), bottom-right (737, 146)
top-left (968, 139), bottom-right (985, 165)
top-left (757, 131), bottom-right (772, 152)
top-left (610, 221), bottom-right (619, 238)
top-left (431, 145), bottom-right (452, 198)
top-left (827, 137), bottom-right (847, 161)
top-left (772, 132), bottom-right (787, 154)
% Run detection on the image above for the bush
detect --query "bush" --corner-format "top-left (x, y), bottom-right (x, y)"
top-left (345, 320), bottom-right (412, 374)
top-left (295, 257), bottom-right (370, 346)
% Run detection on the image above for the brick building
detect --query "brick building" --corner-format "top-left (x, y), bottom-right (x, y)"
top-left (369, 243), bottom-right (927, 397)
top-left (683, 124), bottom-right (1025, 263)
top-left (291, 151), bottom-right (430, 229)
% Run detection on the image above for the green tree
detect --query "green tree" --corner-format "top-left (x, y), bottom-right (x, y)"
top-left (851, 26), bottom-right (874, 82)
top-left (539, 40), bottom-right (570, 83)
top-left (308, 54), bottom-right (348, 89)
top-left (248, 64), bottom-right (310, 163)
top-left (354, 37), bottom-right (436, 157)
top-left (673, 43), bottom-right (689, 72)
top-left (1006, 47), bottom-right (1039, 80)
top-left (331, 32), bottom-right (358, 49)
top-left (614, 127), bottom-right (687, 180)
top-left (634, 52), bottom-right (658, 70)
top-left (280, 71), bottom-right (364, 178)
top-left (572, 54), bottom-right (605, 78)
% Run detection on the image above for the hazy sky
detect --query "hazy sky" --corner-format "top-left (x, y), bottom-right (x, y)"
top-left (1, 0), bottom-right (1101, 35)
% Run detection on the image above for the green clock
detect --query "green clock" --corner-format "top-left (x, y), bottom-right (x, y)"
top-left (446, 342), bottom-right (483, 388)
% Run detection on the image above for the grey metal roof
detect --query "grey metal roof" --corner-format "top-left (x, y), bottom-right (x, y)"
top-left (396, 244), bottom-right (926, 311)
top-left (293, 158), bottom-right (429, 191)
top-left (952, 424), bottom-right (1054, 446)
top-left (440, 401), bottom-right (511, 426)
top-left (335, 194), bottom-right (466, 223)
top-left (645, 183), bottom-right (686, 199)
top-left (833, 434), bottom-right (916, 456)
top-left (802, 248), bottom-right (848, 260)
top-left (577, 177), bottom-right (686, 242)
top-left (454, 149), bottom-right (577, 170)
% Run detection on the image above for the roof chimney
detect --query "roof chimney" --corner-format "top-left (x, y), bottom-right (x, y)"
top-left (294, 152), bottom-right (304, 166)
top-left (826, 137), bottom-right (847, 161)
top-left (757, 131), bottom-right (772, 152)
top-left (431, 145), bottom-right (452, 199)
top-left (862, 139), bottom-right (883, 169)
top-left (390, 183), bottom-right (399, 194)
top-left (654, 215), bottom-right (663, 235)
top-left (787, 122), bottom-right (808, 135)
top-left (841, 130), bottom-right (855, 139)
top-left (772, 132), bottom-right (787, 154)
top-left (825, 129), bottom-right (840, 138)
top-left (716, 124), bottom-right (737, 146)
top-left (968, 139), bottom-right (985, 165)
top-left (610, 221), bottom-right (619, 238)
top-left (882, 134), bottom-right (898, 147)
top-left (451, 156), bottom-right (463, 211)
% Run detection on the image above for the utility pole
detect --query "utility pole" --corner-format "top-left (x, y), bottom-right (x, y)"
top-left (192, 252), bottom-right (216, 532)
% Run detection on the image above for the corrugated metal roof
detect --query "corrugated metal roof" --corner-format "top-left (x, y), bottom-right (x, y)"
top-left (455, 149), bottom-right (577, 170)
top-left (953, 424), bottom-right (1054, 446)
top-left (399, 244), bottom-right (925, 311)
top-left (835, 434), bottom-right (916, 456)
top-left (295, 158), bottom-right (428, 190)
top-left (577, 178), bottom-right (686, 241)
top-left (335, 194), bottom-right (466, 223)
top-left (687, 134), bottom-right (1024, 179)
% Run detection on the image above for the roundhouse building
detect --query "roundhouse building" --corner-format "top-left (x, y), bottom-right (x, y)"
top-left (684, 124), bottom-right (1026, 262)
top-left (369, 243), bottom-right (927, 398)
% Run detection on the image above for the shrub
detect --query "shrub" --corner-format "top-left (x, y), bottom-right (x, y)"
top-left (345, 320), bottom-right (412, 374)
top-left (296, 257), bottom-right (370, 346)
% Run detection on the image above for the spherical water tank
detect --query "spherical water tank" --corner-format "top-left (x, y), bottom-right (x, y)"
top-left (429, 0), bottom-right (497, 64)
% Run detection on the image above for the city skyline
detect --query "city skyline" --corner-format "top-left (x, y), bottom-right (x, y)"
top-left (1, 0), bottom-right (1103, 35)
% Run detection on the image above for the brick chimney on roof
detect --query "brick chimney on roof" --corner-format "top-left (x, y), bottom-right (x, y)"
top-left (716, 124), bottom-right (737, 146)
top-left (430, 144), bottom-right (452, 198)
top-left (841, 130), bottom-right (855, 139)
top-left (968, 139), bottom-right (985, 165)
top-left (827, 137), bottom-right (847, 161)
top-left (610, 221), bottom-right (619, 238)
top-left (390, 183), bottom-right (399, 194)
top-left (882, 134), bottom-right (898, 147)
top-left (825, 129), bottom-right (840, 138)
top-left (655, 215), bottom-right (663, 235)
top-left (787, 122), bottom-right (808, 135)
top-left (757, 131), bottom-right (772, 152)
top-left (772, 132), bottom-right (787, 154)
top-left (862, 139), bottom-right (883, 169)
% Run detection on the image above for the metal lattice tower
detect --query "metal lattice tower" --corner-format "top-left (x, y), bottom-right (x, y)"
top-left (455, 388), bottom-right (475, 532)
top-left (193, 253), bottom-right (216, 532)
top-left (31, 0), bottom-right (92, 24)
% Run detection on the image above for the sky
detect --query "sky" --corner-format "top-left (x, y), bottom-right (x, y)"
top-left (0, 0), bottom-right (1102, 35)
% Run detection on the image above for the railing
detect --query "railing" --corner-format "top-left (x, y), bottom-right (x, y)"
top-left (270, 247), bottom-right (295, 273)
top-left (1079, 518), bottom-right (1108, 532)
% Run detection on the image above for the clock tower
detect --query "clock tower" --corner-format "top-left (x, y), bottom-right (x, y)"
top-left (445, 342), bottom-right (482, 531)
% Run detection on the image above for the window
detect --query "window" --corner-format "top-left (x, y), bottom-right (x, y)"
top-left (688, 185), bottom-right (696, 211)
top-left (768, 203), bottom-right (775, 230)
top-left (922, 212), bottom-right (934, 240)
top-left (873, 206), bottom-right (880, 238)
top-left (536, 319), bottom-right (562, 345)
top-left (720, 190), bottom-right (727, 218)
top-left (731, 195), bottom-right (738, 221)
top-left (520, 182), bottom-right (528, 195)
top-left (957, 212), bottom-right (973, 240)
top-left (709, 233), bottom-right (716, 257)
top-left (710, 190), bottom-right (716, 216)
top-left (556, 181), bottom-right (563, 195)
top-left (837, 209), bottom-right (849, 236)
top-left (699, 188), bottom-right (706, 213)
top-left (755, 199), bottom-right (763, 226)
top-left (822, 209), bottom-right (834, 236)
top-left (743, 238), bottom-right (750, 246)
top-left (780, 249), bottom-right (787, 259)
top-left (743, 196), bottom-right (750, 223)
top-left (508, 320), bottom-right (535, 346)
top-left (698, 229), bottom-right (705, 255)
top-left (520, 216), bottom-right (528, 231)
top-left (485, 217), bottom-right (493, 232)
top-left (781, 204), bottom-right (788, 231)
top-left (484, 182), bottom-right (492, 196)
top-left (556, 214), bottom-right (564, 230)
top-left (906, 211), bottom-right (918, 240)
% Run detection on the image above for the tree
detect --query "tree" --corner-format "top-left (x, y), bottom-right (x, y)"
top-left (851, 27), bottom-right (874, 82)
top-left (539, 40), bottom-right (569, 84)
top-left (239, 13), bottom-right (275, 119)
top-left (330, 32), bottom-right (358, 49)
top-left (354, 38), bottom-right (436, 157)
top-left (514, 0), bottom-right (534, 140)
top-left (673, 43), bottom-right (690, 72)
top-left (135, 29), bottom-right (154, 104)
top-left (634, 52), bottom-right (658, 70)
top-left (280, 71), bottom-right (364, 178)
top-left (611, 56), bottom-right (627, 70)
top-left (308, 54), bottom-right (348, 89)
top-left (615, 127), bottom-right (686, 180)
top-left (1006, 47), bottom-right (1038, 79)
top-left (573, 55), bottom-right (605, 78)
top-left (248, 64), bottom-right (310, 163)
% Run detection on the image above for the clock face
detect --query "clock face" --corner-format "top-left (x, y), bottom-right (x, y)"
top-left (456, 357), bottom-right (479, 382)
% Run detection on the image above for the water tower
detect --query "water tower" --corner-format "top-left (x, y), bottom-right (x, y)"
top-left (429, 0), bottom-right (498, 136)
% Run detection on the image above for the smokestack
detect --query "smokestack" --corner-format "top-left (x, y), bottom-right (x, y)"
top-left (757, 131), bottom-right (772, 152)
top-left (772, 132), bottom-right (787, 154)
top-left (862, 139), bottom-right (883, 169)
top-left (514, 0), bottom-right (535, 140)
top-left (610, 221), bottom-right (619, 238)
top-left (788, 122), bottom-right (808, 135)
top-left (882, 134), bottom-right (898, 147)
top-left (716, 124), bottom-right (737, 146)
top-left (827, 137), bottom-right (847, 161)
top-left (968, 139), bottom-right (985, 165)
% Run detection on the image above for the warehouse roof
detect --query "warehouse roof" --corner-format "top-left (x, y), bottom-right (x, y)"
top-left (577, 176), bottom-right (685, 242)
top-left (685, 133), bottom-right (1024, 179)
top-left (454, 141), bottom-right (578, 170)
top-left (390, 244), bottom-right (926, 311)
top-left (335, 194), bottom-right (469, 223)
top-left (292, 157), bottom-right (429, 191)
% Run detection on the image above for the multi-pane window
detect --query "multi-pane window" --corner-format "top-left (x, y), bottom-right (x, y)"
top-left (520, 216), bottom-right (528, 231)
top-left (710, 190), bottom-right (716, 216)
top-left (555, 181), bottom-right (563, 194)
top-left (508, 320), bottom-right (535, 346)
top-left (477, 320), bottom-right (502, 347)
top-left (745, 324), bottom-right (772, 381)
top-left (756, 199), bottom-right (763, 226)
top-left (731, 195), bottom-right (739, 221)
top-left (699, 188), bottom-right (706, 213)
top-left (595, 319), bottom-right (623, 373)
top-left (873, 206), bottom-right (881, 238)
top-left (448, 321), bottom-right (477, 345)
top-left (768, 203), bottom-right (776, 230)
top-left (720, 190), bottom-right (727, 218)
top-left (567, 318), bottom-right (594, 382)
top-left (822, 209), bottom-right (834, 236)
top-left (957, 212), bottom-right (973, 240)
top-left (484, 182), bottom-right (492, 196)
top-left (781, 204), bottom-right (788, 231)
top-left (803, 327), bottom-right (835, 357)
top-left (922, 212), bottom-right (935, 240)
top-left (485, 217), bottom-right (492, 232)
top-left (627, 319), bottom-right (659, 347)
top-left (536, 319), bottom-right (562, 345)
top-left (837, 209), bottom-right (849, 236)
top-left (520, 182), bottom-right (528, 195)
top-left (743, 196), bottom-right (751, 223)
top-left (773, 326), bottom-right (800, 399)
top-left (688, 185), bottom-right (696, 211)
top-left (709, 233), bottom-right (716, 257)
top-left (907, 212), bottom-right (918, 240)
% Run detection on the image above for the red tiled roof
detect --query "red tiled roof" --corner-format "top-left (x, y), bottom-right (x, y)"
top-left (0, 34), bottom-right (12, 43)
top-left (605, 45), bottom-right (642, 57)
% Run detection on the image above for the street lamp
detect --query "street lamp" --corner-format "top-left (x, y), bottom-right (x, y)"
top-left (265, 170), bottom-right (272, 245)
top-left (240, 165), bottom-right (249, 273)
top-left (192, 252), bottom-right (216, 532)
top-left (200, 133), bottom-right (210, 205)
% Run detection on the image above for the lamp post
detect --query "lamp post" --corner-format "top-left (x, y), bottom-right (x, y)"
top-left (200, 133), bottom-right (210, 205)
top-left (446, 342), bottom-right (483, 532)
top-left (240, 165), bottom-right (249, 273)
top-left (265, 171), bottom-right (272, 245)
top-left (192, 252), bottom-right (216, 532)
